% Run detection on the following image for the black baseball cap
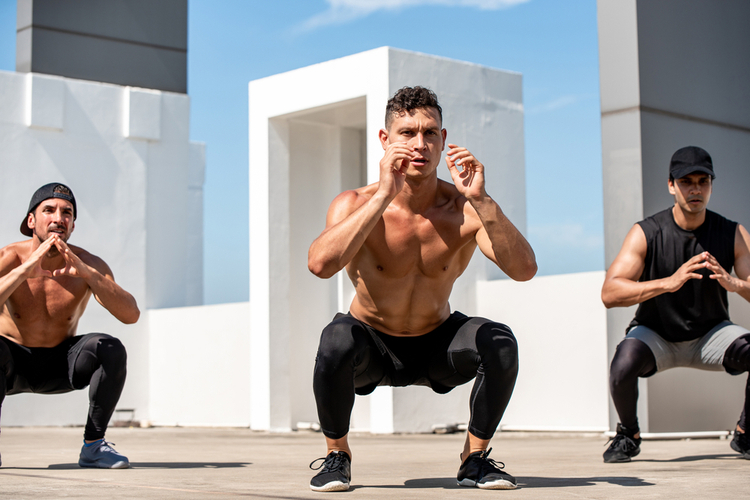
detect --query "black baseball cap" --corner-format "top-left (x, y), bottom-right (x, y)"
top-left (20, 183), bottom-right (77, 237)
top-left (669, 146), bottom-right (715, 180)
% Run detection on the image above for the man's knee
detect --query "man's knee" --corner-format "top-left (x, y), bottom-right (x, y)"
top-left (315, 318), bottom-right (367, 375)
top-left (610, 338), bottom-right (655, 388)
top-left (95, 335), bottom-right (127, 371)
top-left (475, 322), bottom-right (519, 374)
top-left (724, 334), bottom-right (750, 374)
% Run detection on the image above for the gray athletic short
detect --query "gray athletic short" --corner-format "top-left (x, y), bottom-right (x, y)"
top-left (625, 321), bottom-right (750, 374)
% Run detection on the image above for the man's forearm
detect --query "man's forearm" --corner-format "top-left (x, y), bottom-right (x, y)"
top-left (86, 272), bottom-right (140, 324)
top-left (0, 265), bottom-right (32, 306)
top-left (308, 193), bottom-right (391, 279)
top-left (471, 195), bottom-right (537, 281)
top-left (601, 277), bottom-right (673, 308)
top-left (729, 277), bottom-right (750, 303)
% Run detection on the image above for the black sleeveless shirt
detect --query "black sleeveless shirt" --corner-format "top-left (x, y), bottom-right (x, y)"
top-left (628, 208), bottom-right (737, 342)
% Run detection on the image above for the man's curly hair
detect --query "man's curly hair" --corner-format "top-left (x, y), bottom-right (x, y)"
top-left (385, 86), bottom-right (443, 130)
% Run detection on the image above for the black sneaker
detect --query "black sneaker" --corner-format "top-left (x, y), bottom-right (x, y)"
top-left (457, 448), bottom-right (517, 490)
top-left (603, 423), bottom-right (641, 463)
top-left (730, 428), bottom-right (750, 459)
top-left (309, 451), bottom-right (351, 492)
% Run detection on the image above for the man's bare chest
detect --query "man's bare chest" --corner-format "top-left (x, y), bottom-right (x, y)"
top-left (360, 214), bottom-right (476, 278)
top-left (9, 277), bottom-right (89, 320)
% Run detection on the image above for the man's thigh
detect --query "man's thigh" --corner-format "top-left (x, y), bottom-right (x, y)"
top-left (626, 322), bottom-right (750, 372)
top-left (316, 313), bottom-right (390, 395)
top-left (3, 336), bottom-right (76, 395)
top-left (425, 313), bottom-right (512, 393)
top-left (698, 321), bottom-right (750, 370)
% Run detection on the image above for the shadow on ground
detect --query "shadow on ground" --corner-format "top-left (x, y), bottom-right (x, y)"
top-left (351, 475), bottom-right (654, 490)
top-left (1, 462), bottom-right (253, 470)
top-left (639, 453), bottom-right (739, 463)
top-left (520, 476), bottom-right (654, 488)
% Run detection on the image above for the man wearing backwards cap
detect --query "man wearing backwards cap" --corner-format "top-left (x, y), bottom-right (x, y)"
top-left (0, 183), bottom-right (140, 469)
top-left (602, 146), bottom-right (750, 462)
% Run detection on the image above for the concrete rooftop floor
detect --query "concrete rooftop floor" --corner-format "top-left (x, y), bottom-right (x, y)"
top-left (0, 426), bottom-right (747, 499)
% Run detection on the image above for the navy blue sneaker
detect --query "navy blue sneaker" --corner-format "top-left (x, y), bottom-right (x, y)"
top-left (457, 448), bottom-right (517, 490)
top-left (309, 451), bottom-right (351, 492)
top-left (78, 440), bottom-right (130, 469)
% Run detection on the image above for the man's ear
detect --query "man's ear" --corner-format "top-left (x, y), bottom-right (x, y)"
top-left (441, 129), bottom-right (447, 151)
top-left (379, 128), bottom-right (389, 150)
top-left (27, 212), bottom-right (35, 230)
top-left (668, 178), bottom-right (676, 196)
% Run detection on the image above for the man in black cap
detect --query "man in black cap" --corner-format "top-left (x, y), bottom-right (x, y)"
top-left (601, 146), bottom-right (750, 462)
top-left (0, 183), bottom-right (140, 468)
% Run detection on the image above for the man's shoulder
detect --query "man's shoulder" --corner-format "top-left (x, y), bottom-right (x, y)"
top-left (640, 207), bottom-right (673, 226)
top-left (330, 185), bottom-right (374, 211)
top-left (0, 241), bottom-right (29, 267)
top-left (705, 209), bottom-right (737, 227)
top-left (635, 208), bottom-right (674, 237)
top-left (70, 244), bottom-right (106, 268)
top-left (437, 178), bottom-right (468, 210)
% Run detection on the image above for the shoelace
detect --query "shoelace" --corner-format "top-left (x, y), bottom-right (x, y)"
top-left (309, 452), bottom-right (347, 472)
top-left (99, 441), bottom-right (117, 452)
top-left (604, 434), bottom-right (637, 451)
top-left (88, 440), bottom-right (118, 453)
top-left (477, 448), bottom-right (506, 472)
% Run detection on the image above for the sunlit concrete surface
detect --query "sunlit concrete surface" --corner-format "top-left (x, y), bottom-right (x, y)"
top-left (0, 427), bottom-right (747, 499)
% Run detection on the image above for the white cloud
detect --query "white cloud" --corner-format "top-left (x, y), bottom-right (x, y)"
top-left (296, 0), bottom-right (530, 33)
top-left (526, 94), bottom-right (590, 115)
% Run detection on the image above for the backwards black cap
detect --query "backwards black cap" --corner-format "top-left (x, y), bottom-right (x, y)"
top-left (669, 146), bottom-right (715, 180)
top-left (20, 183), bottom-right (77, 237)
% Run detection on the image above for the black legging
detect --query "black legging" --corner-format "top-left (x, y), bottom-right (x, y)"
top-left (0, 333), bottom-right (127, 440)
top-left (610, 334), bottom-right (750, 432)
top-left (313, 312), bottom-right (519, 440)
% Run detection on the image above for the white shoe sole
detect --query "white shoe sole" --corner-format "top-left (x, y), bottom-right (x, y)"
top-left (310, 480), bottom-right (350, 492)
top-left (458, 478), bottom-right (517, 490)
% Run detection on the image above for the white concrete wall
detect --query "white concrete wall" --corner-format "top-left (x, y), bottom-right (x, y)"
top-left (598, 0), bottom-right (750, 432)
top-left (0, 70), bottom-right (204, 427)
top-left (148, 302), bottom-right (250, 426)
top-left (249, 47), bottom-right (526, 433)
top-left (479, 272), bottom-right (610, 431)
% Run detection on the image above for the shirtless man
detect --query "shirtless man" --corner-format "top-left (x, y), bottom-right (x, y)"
top-left (0, 183), bottom-right (140, 468)
top-left (307, 86), bottom-right (537, 491)
top-left (602, 146), bottom-right (750, 463)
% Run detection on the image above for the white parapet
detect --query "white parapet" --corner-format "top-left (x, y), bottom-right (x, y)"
top-left (248, 47), bottom-right (526, 433)
top-left (0, 69), bottom-right (204, 426)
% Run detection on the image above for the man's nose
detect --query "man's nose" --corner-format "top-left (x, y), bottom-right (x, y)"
top-left (412, 133), bottom-right (425, 150)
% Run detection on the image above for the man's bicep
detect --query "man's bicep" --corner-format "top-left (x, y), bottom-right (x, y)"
top-left (606, 225), bottom-right (648, 282)
top-left (83, 252), bottom-right (115, 281)
top-left (324, 190), bottom-right (362, 228)
top-left (733, 224), bottom-right (750, 281)
top-left (0, 247), bottom-right (21, 278)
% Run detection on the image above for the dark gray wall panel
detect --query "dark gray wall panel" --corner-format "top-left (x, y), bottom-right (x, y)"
top-left (636, 0), bottom-right (750, 129)
top-left (16, 0), bottom-right (187, 93)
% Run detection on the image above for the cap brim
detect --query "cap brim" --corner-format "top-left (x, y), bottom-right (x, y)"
top-left (20, 217), bottom-right (32, 237)
top-left (671, 166), bottom-right (715, 179)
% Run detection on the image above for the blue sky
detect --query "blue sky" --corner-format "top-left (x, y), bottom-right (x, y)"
top-left (0, 0), bottom-right (603, 305)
